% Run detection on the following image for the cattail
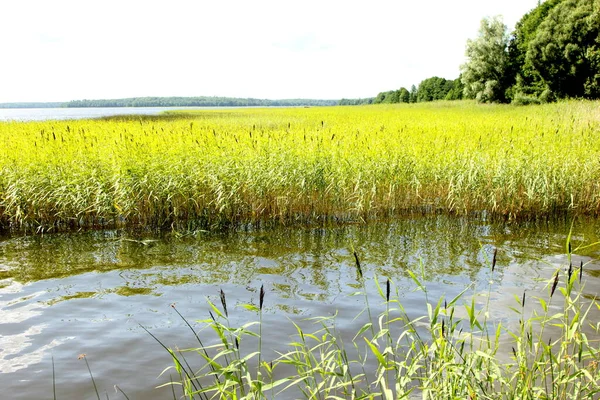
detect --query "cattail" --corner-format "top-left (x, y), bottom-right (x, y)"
top-left (522, 291), bottom-right (526, 308)
top-left (353, 251), bottom-right (363, 279)
top-left (441, 319), bottom-right (445, 338)
top-left (235, 337), bottom-right (239, 350)
top-left (386, 278), bottom-right (390, 302)
top-left (550, 270), bottom-right (560, 297)
top-left (491, 248), bottom-right (497, 272)
top-left (259, 284), bottom-right (265, 311)
top-left (444, 299), bottom-right (447, 310)
top-left (220, 289), bottom-right (228, 317)
top-left (568, 241), bottom-right (572, 254)
top-left (579, 260), bottom-right (583, 283)
top-left (512, 347), bottom-right (517, 358)
top-left (568, 262), bottom-right (573, 281)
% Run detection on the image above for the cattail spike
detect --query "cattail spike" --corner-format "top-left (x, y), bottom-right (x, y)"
top-left (441, 319), bottom-right (445, 338)
top-left (568, 262), bottom-right (573, 281)
top-left (235, 337), bottom-right (239, 350)
top-left (522, 291), bottom-right (526, 308)
top-left (220, 289), bottom-right (228, 318)
top-left (550, 270), bottom-right (560, 297)
top-left (568, 241), bottom-right (572, 254)
top-left (386, 278), bottom-right (390, 302)
top-left (491, 248), bottom-right (497, 272)
top-left (579, 260), bottom-right (583, 283)
top-left (259, 284), bottom-right (265, 311)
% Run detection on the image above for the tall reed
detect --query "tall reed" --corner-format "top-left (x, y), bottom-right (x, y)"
top-left (2, 101), bottom-right (600, 233)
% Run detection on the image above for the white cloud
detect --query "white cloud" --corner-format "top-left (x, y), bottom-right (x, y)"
top-left (0, 0), bottom-right (539, 102)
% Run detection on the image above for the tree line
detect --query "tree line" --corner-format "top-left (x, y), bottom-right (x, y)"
top-left (64, 97), bottom-right (338, 108)
top-left (343, 0), bottom-right (598, 106)
top-left (461, 0), bottom-right (598, 103)
top-left (1, 97), bottom-right (339, 109)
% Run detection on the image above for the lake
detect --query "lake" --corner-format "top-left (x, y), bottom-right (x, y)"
top-left (0, 107), bottom-right (238, 122)
top-left (1, 215), bottom-right (599, 399)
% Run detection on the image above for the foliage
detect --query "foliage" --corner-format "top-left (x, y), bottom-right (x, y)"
top-left (461, 16), bottom-right (511, 103)
top-left (417, 77), bottom-right (461, 102)
top-left (374, 78), bottom-right (461, 105)
top-left (1, 101), bottom-right (600, 233)
top-left (526, 0), bottom-right (600, 99)
top-left (507, 0), bottom-right (564, 99)
top-left (338, 98), bottom-right (374, 106)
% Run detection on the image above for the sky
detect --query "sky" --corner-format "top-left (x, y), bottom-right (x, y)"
top-left (0, 0), bottom-right (540, 103)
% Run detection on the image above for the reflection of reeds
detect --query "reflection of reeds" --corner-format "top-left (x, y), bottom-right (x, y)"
top-left (3, 101), bottom-right (600, 233)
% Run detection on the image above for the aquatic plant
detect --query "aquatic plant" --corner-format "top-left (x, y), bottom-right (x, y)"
top-left (145, 246), bottom-right (600, 399)
top-left (1, 100), bottom-right (600, 233)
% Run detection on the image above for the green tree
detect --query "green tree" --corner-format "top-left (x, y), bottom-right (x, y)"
top-left (461, 16), bottom-right (510, 103)
top-left (527, 0), bottom-right (600, 99)
top-left (398, 87), bottom-right (410, 103)
top-left (409, 85), bottom-right (418, 103)
top-left (507, 0), bottom-right (563, 99)
top-left (445, 77), bottom-right (464, 100)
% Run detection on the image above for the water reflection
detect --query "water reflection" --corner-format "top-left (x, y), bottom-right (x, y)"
top-left (0, 215), bottom-right (598, 399)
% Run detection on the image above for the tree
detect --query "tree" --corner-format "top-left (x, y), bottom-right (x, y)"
top-left (398, 87), bottom-right (410, 103)
top-left (461, 16), bottom-right (510, 103)
top-left (506, 0), bottom-right (563, 99)
top-left (526, 0), bottom-right (600, 99)
top-left (445, 77), bottom-right (464, 100)
top-left (409, 85), bottom-right (418, 103)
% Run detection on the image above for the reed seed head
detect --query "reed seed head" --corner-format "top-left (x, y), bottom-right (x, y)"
top-left (386, 278), bottom-right (390, 302)
top-left (220, 289), bottom-right (228, 317)
top-left (441, 319), bottom-right (445, 338)
top-left (551, 270), bottom-right (560, 297)
top-left (259, 284), bottom-right (265, 311)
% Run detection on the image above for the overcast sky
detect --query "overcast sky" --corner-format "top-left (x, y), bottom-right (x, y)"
top-left (0, 0), bottom-right (540, 102)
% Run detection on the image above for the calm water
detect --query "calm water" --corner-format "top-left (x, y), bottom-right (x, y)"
top-left (0, 216), bottom-right (599, 399)
top-left (0, 107), bottom-right (236, 121)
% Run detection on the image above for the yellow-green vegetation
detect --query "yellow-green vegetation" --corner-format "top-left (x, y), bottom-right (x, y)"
top-left (1, 101), bottom-right (600, 232)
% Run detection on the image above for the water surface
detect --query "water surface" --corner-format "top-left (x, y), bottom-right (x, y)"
top-left (0, 216), bottom-right (599, 399)
top-left (0, 107), bottom-right (236, 121)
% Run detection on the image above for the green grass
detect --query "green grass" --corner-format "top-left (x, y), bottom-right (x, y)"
top-left (144, 241), bottom-right (600, 399)
top-left (1, 100), bottom-right (600, 233)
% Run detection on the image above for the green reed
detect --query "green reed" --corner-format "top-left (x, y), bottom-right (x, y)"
top-left (145, 244), bottom-right (599, 399)
top-left (2, 101), bottom-right (600, 234)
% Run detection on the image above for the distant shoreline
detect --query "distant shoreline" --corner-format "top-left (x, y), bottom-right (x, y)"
top-left (0, 96), bottom-right (339, 109)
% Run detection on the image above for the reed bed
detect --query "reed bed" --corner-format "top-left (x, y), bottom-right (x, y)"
top-left (146, 243), bottom-right (600, 399)
top-left (1, 101), bottom-right (600, 232)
